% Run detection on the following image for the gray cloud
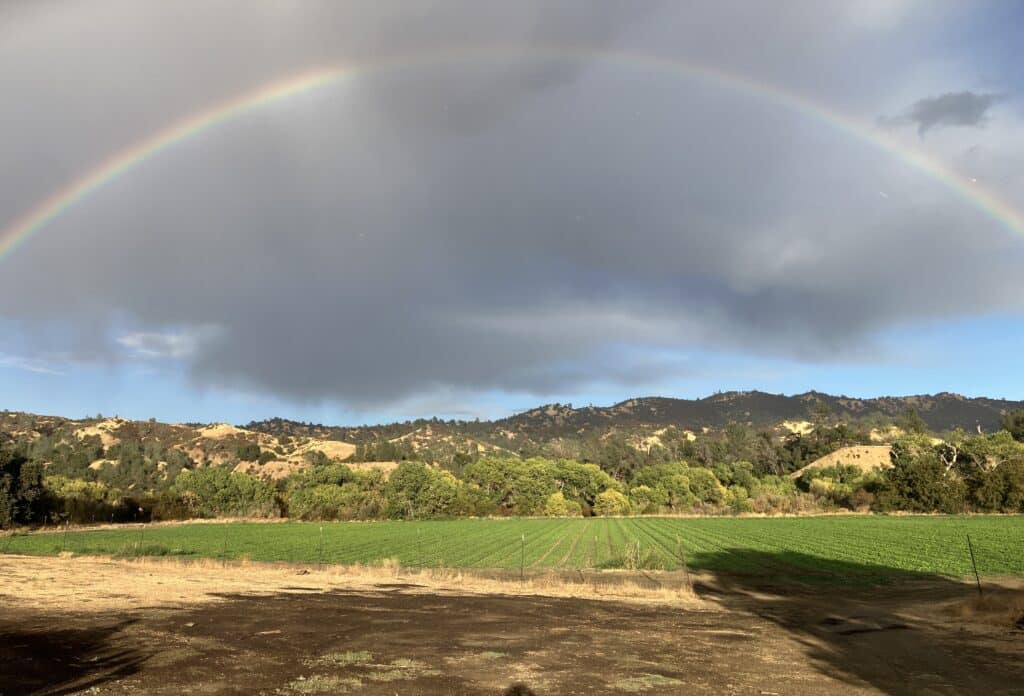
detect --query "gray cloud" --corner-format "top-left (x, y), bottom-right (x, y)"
top-left (892, 91), bottom-right (1004, 135)
top-left (0, 1), bottom-right (1022, 409)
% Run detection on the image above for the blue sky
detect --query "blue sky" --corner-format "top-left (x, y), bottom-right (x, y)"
top-left (4, 312), bottom-right (1022, 425)
top-left (1, 1), bottom-right (1023, 425)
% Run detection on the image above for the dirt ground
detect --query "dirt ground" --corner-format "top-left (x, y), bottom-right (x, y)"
top-left (1, 556), bottom-right (1023, 695)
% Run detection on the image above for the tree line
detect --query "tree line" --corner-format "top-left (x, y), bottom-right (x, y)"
top-left (3, 410), bottom-right (1024, 528)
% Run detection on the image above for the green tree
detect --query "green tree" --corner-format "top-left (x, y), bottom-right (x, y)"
top-left (236, 442), bottom-right (261, 462)
top-left (0, 445), bottom-right (45, 527)
top-left (542, 491), bottom-right (581, 517)
top-left (383, 462), bottom-right (460, 519)
top-left (627, 484), bottom-right (665, 514)
top-left (897, 407), bottom-right (928, 435)
top-left (877, 442), bottom-right (966, 513)
top-left (462, 457), bottom-right (557, 515)
top-left (593, 489), bottom-right (631, 516)
top-left (1001, 410), bottom-right (1024, 443)
top-left (172, 468), bottom-right (277, 518)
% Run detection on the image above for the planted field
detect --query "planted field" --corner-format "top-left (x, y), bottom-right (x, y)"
top-left (4, 516), bottom-right (1023, 582)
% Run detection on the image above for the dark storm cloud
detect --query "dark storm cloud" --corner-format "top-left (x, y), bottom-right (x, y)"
top-left (888, 91), bottom-right (1004, 135)
top-left (1, 1), bottom-right (1023, 407)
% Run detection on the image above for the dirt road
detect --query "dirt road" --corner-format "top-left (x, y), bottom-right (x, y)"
top-left (1, 556), bottom-right (1022, 695)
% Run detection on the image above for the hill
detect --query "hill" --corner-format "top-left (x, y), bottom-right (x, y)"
top-left (247, 390), bottom-right (1023, 447)
top-left (789, 445), bottom-right (894, 479)
top-left (3, 390), bottom-right (1021, 490)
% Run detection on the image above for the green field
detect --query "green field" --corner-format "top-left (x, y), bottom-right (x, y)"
top-left (4, 516), bottom-right (1023, 582)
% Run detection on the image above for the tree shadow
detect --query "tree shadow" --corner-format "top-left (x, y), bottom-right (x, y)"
top-left (692, 549), bottom-right (1024, 695)
top-left (0, 617), bottom-right (146, 695)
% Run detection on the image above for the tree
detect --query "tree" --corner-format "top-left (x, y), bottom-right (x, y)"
top-left (627, 484), bottom-right (665, 514)
top-left (877, 442), bottom-right (966, 513)
top-left (235, 442), bottom-right (261, 462)
top-left (462, 457), bottom-right (557, 515)
top-left (593, 490), bottom-right (631, 516)
top-left (1002, 410), bottom-right (1024, 443)
top-left (897, 407), bottom-right (928, 435)
top-left (0, 445), bottom-right (45, 527)
top-left (551, 460), bottom-right (619, 508)
top-left (384, 462), bottom-right (460, 519)
top-left (542, 491), bottom-right (581, 517)
top-left (172, 468), bottom-right (277, 518)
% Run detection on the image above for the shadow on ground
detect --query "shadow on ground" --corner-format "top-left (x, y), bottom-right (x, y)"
top-left (1, 553), bottom-right (1022, 695)
top-left (0, 618), bottom-right (145, 695)
top-left (690, 549), bottom-right (1024, 695)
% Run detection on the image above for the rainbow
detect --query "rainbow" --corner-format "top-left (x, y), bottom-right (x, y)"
top-left (3, 46), bottom-right (1022, 263)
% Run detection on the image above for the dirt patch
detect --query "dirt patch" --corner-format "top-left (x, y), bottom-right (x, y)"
top-left (790, 445), bottom-right (893, 479)
top-left (1, 556), bottom-right (1023, 694)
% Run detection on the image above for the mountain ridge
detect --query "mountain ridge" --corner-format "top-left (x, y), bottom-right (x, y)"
top-left (244, 390), bottom-right (1024, 443)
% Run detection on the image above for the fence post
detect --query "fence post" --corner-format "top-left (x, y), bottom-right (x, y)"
top-left (676, 534), bottom-right (691, 591)
top-left (966, 534), bottom-right (982, 597)
top-left (222, 525), bottom-right (229, 568)
top-left (520, 533), bottom-right (525, 584)
top-left (318, 526), bottom-right (325, 568)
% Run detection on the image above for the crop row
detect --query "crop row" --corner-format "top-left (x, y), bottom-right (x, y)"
top-left (4, 515), bottom-right (1022, 578)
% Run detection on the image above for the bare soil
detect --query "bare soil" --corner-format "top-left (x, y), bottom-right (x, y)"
top-left (1, 556), bottom-right (1023, 695)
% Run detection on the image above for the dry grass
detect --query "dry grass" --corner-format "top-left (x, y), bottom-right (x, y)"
top-left (306, 651), bottom-right (374, 667)
top-left (286, 675), bottom-right (362, 693)
top-left (948, 590), bottom-right (1024, 628)
top-left (789, 445), bottom-right (893, 479)
top-left (612, 673), bottom-right (684, 692)
top-left (0, 553), bottom-right (701, 615)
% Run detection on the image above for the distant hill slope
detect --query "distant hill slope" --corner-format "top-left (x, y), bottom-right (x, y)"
top-left (494, 392), bottom-right (1023, 435)
top-left (789, 445), bottom-right (894, 479)
top-left (3, 392), bottom-right (1020, 482)
top-left (247, 391), bottom-right (1023, 445)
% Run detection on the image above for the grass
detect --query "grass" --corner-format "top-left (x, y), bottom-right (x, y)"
top-left (306, 651), bottom-right (373, 667)
top-left (612, 673), bottom-right (684, 692)
top-left (4, 516), bottom-right (1023, 582)
top-left (285, 675), bottom-right (361, 694)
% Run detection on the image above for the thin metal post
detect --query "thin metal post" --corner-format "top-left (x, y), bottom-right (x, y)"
top-left (520, 533), bottom-right (525, 584)
top-left (967, 534), bottom-right (982, 596)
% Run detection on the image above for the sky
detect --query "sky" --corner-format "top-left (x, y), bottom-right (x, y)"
top-left (1, 1), bottom-right (1023, 425)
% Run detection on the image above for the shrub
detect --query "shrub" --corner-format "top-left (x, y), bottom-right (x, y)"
top-left (0, 446), bottom-right (44, 528)
top-left (384, 462), bottom-right (461, 519)
top-left (875, 445), bottom-right (966, 513)
top-left (543, 491), bottom-right (581, 517)
top-left (593, 490), bottom-right (631, 516)
top-left (628, 484), bottom-right (665, 514)
top-left (288, 483), bottom-right (383, 520)
top-left (236, 442), bottom-right (261, 462)
top-left (172, 467), bottom-right (278, 518)
top-left (43, 476), bottom-right (128, 524)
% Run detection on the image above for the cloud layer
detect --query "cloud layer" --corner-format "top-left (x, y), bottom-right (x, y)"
top-left (1, 1), bottom-right (1022, 409)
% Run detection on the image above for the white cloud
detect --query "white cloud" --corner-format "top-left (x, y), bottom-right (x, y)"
top-left (0, 353), bottom-right (64, 375)
top-left (116, 328), bottom-right (214, 359)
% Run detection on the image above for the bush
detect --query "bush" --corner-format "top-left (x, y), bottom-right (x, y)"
top-left (288, 483), bottom-right (384, 520)
top-left (0, 446), bottom-right (45, 528)
top-left (543, 491), bottom-right (581, 517)
top-left (43, 476), bottom-right (129, 524)
top-left (597, 540), bottom-right (669, 570)
top-left (628, 484), bottom-right (666, 514)
top-left (593, 490), bottom-right (631, 516)
top-left (384, 462), bottom-right (461, 519)
top-left (172, 467), bottom-right (278, 518)
top-left (875, 445), bottom-right (966, 513)
top-left (236, 442), bottom-right (261, 462)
